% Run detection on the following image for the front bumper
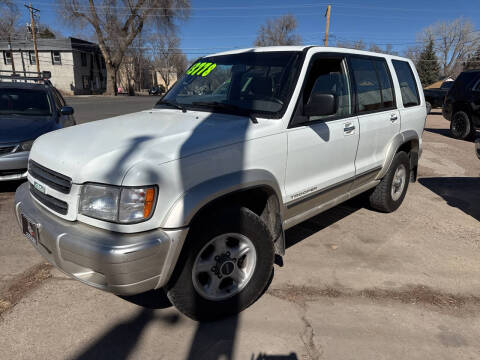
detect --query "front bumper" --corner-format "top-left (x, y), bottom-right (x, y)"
top-left (0, 150), bottom-right (28, 181)
top-left (14, 182), bottom-right (188, 295)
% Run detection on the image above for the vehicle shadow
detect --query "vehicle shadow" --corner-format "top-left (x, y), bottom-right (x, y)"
top-left (424, 127), bottom-right (479, 141)
top-left (285, 196), bottom-right (365, 249)
top-left (0, 180), bottom-right (25, 194)
top-left (419, 177), bottom-right (480, 221)
top-left (73, 308), bottom-right (181, 360)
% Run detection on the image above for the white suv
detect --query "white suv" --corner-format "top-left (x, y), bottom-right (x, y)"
top-left (15, 46), bottom-right (426, 320)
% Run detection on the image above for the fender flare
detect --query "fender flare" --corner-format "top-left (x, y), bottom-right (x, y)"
top-left (376, 130), bottom-right (420, 180)
top-left (161, 169), bottom-right (284, 229)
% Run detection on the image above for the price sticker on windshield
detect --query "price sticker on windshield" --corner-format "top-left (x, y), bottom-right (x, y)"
top-left (186, 62), bottom-right (217, 77)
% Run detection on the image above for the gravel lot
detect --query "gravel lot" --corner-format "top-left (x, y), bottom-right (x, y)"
top-left (0, 101), bottom-right (479, 360)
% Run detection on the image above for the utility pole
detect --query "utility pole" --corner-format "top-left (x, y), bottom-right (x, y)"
top-left (20, 50), bottom-right (27, 82)
top-left (7, 40), bottom-right (16, 74)
top-left (25, 3), bottom-right (40, 73)
top-left (324, 5), bottom-right (331, 47)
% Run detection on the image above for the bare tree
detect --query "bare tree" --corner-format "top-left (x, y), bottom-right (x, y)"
top-left (254, 14), bottom-right (302, 47)
top-left (403, 45), bottom-right (422, 64)
top-left (121, 36), bottom-right (152, 94)
top-left (0, 0), bottom-right (19, 41)
top-left (419, 17), bottom-right (480, 77)
top-left (335, 39), bottom-right (366, 50)
top-left (57, 0), bottom-right (190, 95)
top-left (151, 33), bottom-right (186, 89)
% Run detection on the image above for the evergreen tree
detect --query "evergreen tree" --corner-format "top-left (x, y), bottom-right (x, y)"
top-left (417, 39), bottom-right (440, 87)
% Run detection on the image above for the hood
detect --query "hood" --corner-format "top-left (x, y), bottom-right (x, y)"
top-left (0, 115), bottom-right (56, 144)
top-left (30, 109), bottom-right (274, 185)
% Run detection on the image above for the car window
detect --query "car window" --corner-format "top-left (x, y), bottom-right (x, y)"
top-left (392, 60), bottom-right (420, 107)
top-left (53, 89), bottom-right (66, 107)
top-left (374, 59), bottom-right (395, 108)
top-left (0, 88), bottom-right (52, 116)
top-left (441, 82), bottom-right (453, 90)
top-left (302, 57), bottom-right (352, 121)
top-left (472, 78), bottom-right (480, 91)
top-left (350, 57), bottom-right (383, 113)
top-left (51, 90), bottom-right (62, 109)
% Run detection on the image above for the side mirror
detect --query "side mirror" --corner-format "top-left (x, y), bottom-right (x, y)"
top-left (304, 93), bottom-right (336, 117)
top-left (475, 138), bottom-right (480, 160)
top-left (60, 106), bottom-right (74, 115)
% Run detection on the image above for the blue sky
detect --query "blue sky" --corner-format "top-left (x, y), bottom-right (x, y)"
top-left (13, 0), bottom-right (479, 59)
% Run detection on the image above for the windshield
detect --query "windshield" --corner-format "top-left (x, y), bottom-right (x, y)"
top-left (0, 88), bottom-right (52, 116)
top-left (156, 51), bottom-right (302, 117)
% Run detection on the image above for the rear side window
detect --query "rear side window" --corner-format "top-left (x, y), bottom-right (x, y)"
top-left (392, 60), bottom-right (420, 107)
top-left (350, 57), bottom-right (394, 113)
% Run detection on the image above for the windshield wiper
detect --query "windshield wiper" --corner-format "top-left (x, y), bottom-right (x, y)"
top-left (191, 101), bottom-right (258, 124)
top-left (157, 100), bottom-right (187, 113)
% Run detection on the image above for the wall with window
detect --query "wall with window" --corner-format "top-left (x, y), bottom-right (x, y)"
top-left (71, 50), bottom-right (106, 95)
top-left (0, 50), bottom-right (75, 95)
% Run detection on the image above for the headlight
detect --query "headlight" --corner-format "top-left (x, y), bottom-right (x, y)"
top-left (20, 140), bottom-right (34, 151)
top-left (79, 184), bottom-right (156, 223)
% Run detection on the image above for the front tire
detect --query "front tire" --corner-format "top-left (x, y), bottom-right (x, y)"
top-left (369, 151), bottom-right (410, 213)
top-left (450, 111), bottom-right (475, 140)
top-left (167, 207), bottom-right (274, 321)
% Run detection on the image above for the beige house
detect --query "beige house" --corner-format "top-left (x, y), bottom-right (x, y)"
top-left (154, 69), bottom-right (178, 90)
top-left (117, 61), bottom-right (178, 94)
top-left (0, 37), bottom-right (106, 95)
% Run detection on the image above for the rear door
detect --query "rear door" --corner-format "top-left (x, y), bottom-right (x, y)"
top-left (284, 53), bottom-right (359, 212)
top-left (349, 55), bottom-right (400, 185)
top-left (470, 75), bottom-right (480, 126)
top-left (391, 59), bottom-right (424, 138)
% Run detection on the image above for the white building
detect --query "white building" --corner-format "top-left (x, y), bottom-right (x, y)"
top-left (0, 37), bottom-right (106, 95)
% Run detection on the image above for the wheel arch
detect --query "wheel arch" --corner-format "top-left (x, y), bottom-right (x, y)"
top-left (376, 130), bottom-right (420, 182)
top-left (161, 169), bottom-right (286, 255)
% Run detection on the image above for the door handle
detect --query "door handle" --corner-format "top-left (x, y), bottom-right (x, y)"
top-left (390, 114), bottom-right (398, 122)
top-left (344, 124), bottom-right (356, 134)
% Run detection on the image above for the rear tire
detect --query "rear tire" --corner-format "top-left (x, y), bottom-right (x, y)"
top-left (450, 111), bottom-right (475, 140)
top-left (369, 151), bottom-right (410, 213)
top-left (167, 207), bottom-right (274, 321)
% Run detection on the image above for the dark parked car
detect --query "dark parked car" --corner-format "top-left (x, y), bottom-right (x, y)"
top-left (0, 71), bottom-right (76, 181)
top-left (148, 85), bottom-right (165, 96)
top-left (443, 70), bottom-right (480, 140)
top-left (424, 81), bottom-right (453, 113)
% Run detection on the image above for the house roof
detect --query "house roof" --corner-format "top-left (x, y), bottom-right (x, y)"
top-left (0, 37), bottom-right (100, 52)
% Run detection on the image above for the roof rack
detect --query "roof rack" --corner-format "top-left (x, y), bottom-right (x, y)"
top-left (0, 70), bottom-right (52, 84)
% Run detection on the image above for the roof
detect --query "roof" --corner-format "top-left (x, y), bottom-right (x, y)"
top-left (0, 37), bottom-right (100, 52)
top-left (208, 45), bottom-right (413, 62)
top-left (0, 82), bottom-right (50, 91)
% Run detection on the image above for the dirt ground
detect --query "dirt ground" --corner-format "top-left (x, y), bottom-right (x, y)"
top-left (0, 111), bottom-right (479, 360)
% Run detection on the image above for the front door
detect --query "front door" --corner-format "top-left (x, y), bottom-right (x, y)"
top-left (284, 55), bottom-right (359, 218)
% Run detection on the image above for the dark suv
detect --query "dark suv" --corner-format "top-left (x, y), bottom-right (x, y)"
top-left (0, 71), bottom-right (76, 181)
top-left (443, 69), bottom-right (480, 140)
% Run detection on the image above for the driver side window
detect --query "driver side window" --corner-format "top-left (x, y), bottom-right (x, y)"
top-left (303, 57), bottom-right (352, 121)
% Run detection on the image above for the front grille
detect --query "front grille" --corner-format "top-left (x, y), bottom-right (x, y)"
top-left (30, 184), bottom-right (68, 215)
top-left (0, 146), bottom-right (16, 156)
top-left (29, 160), bottom-right (72, 194)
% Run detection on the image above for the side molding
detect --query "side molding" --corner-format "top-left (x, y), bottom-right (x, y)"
top-left (161, 169), bottom-right (284, 229)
